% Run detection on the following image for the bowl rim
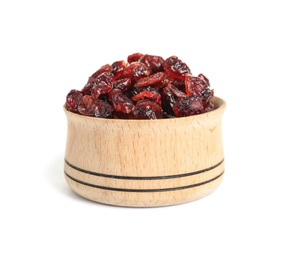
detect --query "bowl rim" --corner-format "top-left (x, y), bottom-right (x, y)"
top-left (64, 96), bottom-right (226, 123)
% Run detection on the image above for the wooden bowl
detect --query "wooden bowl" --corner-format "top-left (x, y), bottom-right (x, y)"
top-left (64, 96), bottom-right (226, 207)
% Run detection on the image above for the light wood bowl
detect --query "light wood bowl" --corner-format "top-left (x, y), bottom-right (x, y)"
top-left (64, 96), bottom-right (226, 207)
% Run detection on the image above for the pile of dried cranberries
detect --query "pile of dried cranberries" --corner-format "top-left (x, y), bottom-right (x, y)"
top-left (65, 53), bottom-right (214, 119)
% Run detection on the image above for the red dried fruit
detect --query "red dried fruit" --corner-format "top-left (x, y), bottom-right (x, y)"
top-left (139, 54), bottom-right (164, 73)
top-left (152, 72), bottom-right (173, 89)
top-left (173, 97), bottom-right (204, 117)
top-left (133, 100), bottom-right (163, 119)
top-left (93, 99), bottom-right (113, 118)
top-left (91, 64), bottom-right (113, 79)
top-left (198, 73), bottom-right (210, 87)
top-left (131, 89), bottom-right (162, 106)
top-left (166, 83), bottom-right (187, 98)
top-left (77, 95), bottom-right (98, 116)
top-left (78, 95), bottom-right (113, 117)
top-left (161, 86), bottom-right (176, 117)
top-left (163, 56), bottom-right (191, 80)
top-left (134, 72), bottom-right (165, 88)
top-left (200, 88), bottom-right (214, 107)
top-left (91, 72), bottom-right (114, 98)
top-left (162, 86), bottom-right (176, 107)
top-left (127, 53), bottom-right (143, 63)
top-left (122, 62), bottom-right (152, 83)
top-left (65, 89), bottom-right (83, 113)
top-left (185, 74), bottom-right (209, 97)
top-left (112, 60), bottom-right (126, 79)
top-left (65, 53), bottom-right (215, 119)
top-left (112, 78), bottom-right (131, 92)
top-left (157, 83), bottom-right (185, 117)
top-left (108, 89), bottom-right (135, 114)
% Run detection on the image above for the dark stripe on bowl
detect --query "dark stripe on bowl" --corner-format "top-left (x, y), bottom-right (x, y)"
top-left (65, 159), bottom-right (224, 180)
top-left (64, 171), bottom-right (224, 193)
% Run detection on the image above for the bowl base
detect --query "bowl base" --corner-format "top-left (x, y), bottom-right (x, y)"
top-left (65, 172), bottom-right (224, 207)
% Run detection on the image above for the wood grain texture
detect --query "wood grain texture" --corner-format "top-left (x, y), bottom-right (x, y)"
top-left (64, 96), bottom-right (226, 207)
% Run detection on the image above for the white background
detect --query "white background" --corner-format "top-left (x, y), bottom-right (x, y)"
top-left (1, 0), bottom-right (287, 259)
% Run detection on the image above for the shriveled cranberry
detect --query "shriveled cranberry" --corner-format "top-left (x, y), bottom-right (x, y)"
top-left (94, 99), bottom-right (113, 118)
top-left (78, 95), bottom-right (113, 117)
top-left (131, 89), bottom-right (162, 106)
top-left (112, 78), bottom-right (131, 92)
top-left (153, 72), bottom-right (173, 89)
top-left (139, 54), bottom-right (164, 73)
top-left (166, 83), bottom-right (187, 98)
top-left (133, 100), bottom-right (163, 119)
top-left (161, 86), bottom-right (176, 117)
top-left (198, 73), bottom-right (210, 87)
top-left (91, 72), bottom-right (114, 98)
top-left (109, 89), bottom-right (135, 114)
top-left (122, 62), bottom-right (152, 83)
top-left (65, 89), bottom-right (83, 113)
top-left (173, 97), bottom-right (204, 117)
top-left (127, 53), bottom-right (143, 63)
top-left (65, 53), bottom-right (215, 119)
top-left (162, 86), bottom-right (176, 106)
top-left (91, 64), bottom-right (113, 79)
top-left (77, 95), bottom-right (98, 116)
top-left (134, 72), bottom-right (165, 88)
top-left (200, 88), bottom-right (214, 107)
top-left (185, 74), bottom-right (209, 97)
top-left (163, 56), bottom-right (191, 80)
top-left (112, 60), bottom-right (126, 79)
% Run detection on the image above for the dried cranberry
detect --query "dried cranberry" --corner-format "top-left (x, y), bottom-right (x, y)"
top-left (109, 89), bottom-right (135, 114)
top-left (90, 64), bottom-right (113, 79)
top-left (93, 99), bottom-right (113, 118)
top-left (200, 88), bottom-right (214, 107)
top-left (91, 72), bottom-right (114, 98)
top-left (77, 95), bottom-right (98, 116)
top-left (131, 89), bottom-right (162, 106)
top-left (163, 56), bottom-right (191, 80)
top-left (153, 72), bottom-right (173, 89)
top-left (139, 54), bottom-right (164, 73)
top-left (166, 83), bottom-right (187, 98)
top-left (173, 97), bottom-right (204, 117)
top-left (198, 73), bottom-right (210, 87)
top-left (112, 60), bottom-right (126, 79)
top-left (134, 72), bottom-right (165, 88)
top-left (122, 62), bottom-right (152, 83)
top-left (78, 95), bottom-right (113, 117)
top-left (65, 53), bottom-right (215, 119)
top-left (65, 89), bottom-right (83, 113)
top-left (133, 100), bottom-right (163, 119)
top-left (127, 53), bottom-right (143, 63)
top-left (161, 86), bottom-right (176, 116)
top-left (112, 78), bottom-right (131, 92)
top-left (185, 74), bottom-right (209, 97)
